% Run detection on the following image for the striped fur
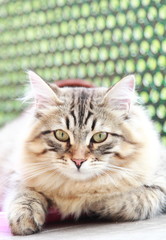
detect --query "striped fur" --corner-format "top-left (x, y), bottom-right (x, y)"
top-left (0, 73), bottom-right (165, 235)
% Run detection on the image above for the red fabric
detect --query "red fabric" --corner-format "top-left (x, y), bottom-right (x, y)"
top-left (55, 79), bottom-right (95, 88)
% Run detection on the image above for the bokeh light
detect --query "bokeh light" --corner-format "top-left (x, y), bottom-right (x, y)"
top-left (0, 0), bottom-right (165, 143)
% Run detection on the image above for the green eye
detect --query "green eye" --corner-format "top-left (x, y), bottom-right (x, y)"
top-left (92, 132), bottom-right (108, 143)
top-left (54, 130), bottom-right (69, 142)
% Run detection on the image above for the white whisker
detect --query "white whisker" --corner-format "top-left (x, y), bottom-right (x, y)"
top-left (100, 171), bottom-right (118, 187)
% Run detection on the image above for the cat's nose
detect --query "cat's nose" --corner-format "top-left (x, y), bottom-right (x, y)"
top-left (71, 159), bottom-right (86, 169)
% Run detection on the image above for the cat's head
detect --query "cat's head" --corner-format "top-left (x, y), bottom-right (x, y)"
top-left (21, 71), bottom-right (158, 185)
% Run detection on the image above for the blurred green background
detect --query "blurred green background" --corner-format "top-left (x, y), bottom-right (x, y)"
top-left (0, 0), bottom-right (166, 143)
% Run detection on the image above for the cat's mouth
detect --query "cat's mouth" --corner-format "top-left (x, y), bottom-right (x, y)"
top-left (57, 158), bottom-right (104, 181)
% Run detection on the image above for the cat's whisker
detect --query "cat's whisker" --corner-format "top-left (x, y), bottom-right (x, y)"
top-left (20, 166), bottom-right (51, 174)
top-left (21, 159), bottom-right (65, 167)
top-left (100, 168), bottom-right (142, 188)
top-left (20, 161), bottom-right (59, 170)
top-left (20, 164), bottom-right (54, 177)
top-left (91, 161), bottom-right (143, 183)
top-left (22, 169), bottom-right (53, 181)
top-left (21, 169), bottom-right (50, 177)
top-left (20, 163), bottom-right (63, 180)
top-left (90, 164), bottom-right (119, 187)
top-left (107, 168), bottom-right (141, 182)
top-left (107, 164), bottom-right (135, 172)
top-left (106, 164), bottom-right (144, 176)
top-left (20, 163), bottom-right (49, 169)
top-left (41, 171), bottom-right (60, 187)
top-left (102, 165), bottom-right (144, 185)
top-left (100, 171), bottom-right (119, 187)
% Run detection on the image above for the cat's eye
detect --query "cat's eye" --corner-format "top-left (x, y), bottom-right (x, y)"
top-left (91, 132), bottom-right (108, 143)
top-left (54, 130), bottom-right (69, 142)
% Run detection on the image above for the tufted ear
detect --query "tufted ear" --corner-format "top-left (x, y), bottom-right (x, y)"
top-left (103, 75), bottom-right (136, 111)
top-left (27, 70), bottom-right (62, 108)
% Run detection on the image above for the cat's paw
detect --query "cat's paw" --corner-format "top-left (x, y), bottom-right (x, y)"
top-left (8, 203), bottom-right (46, 235)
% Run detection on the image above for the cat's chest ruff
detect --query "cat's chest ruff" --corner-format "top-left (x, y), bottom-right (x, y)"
top-left (32, 171), bottom-right (137, 199)
top-left (47, 174), bottom-right (132, 200)
top-left (47, 175), bottom-right (140, 217)
top-left (48, 181), bottom-right (115, 217)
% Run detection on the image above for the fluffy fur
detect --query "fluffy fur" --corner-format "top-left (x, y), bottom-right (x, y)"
top-left (0, 71), bottom-right (165, 235)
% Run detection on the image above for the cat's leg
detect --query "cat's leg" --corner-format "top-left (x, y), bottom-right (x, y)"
top-left (4, 187), bottom-right (49, 235)
top-left (89, 185), bottom-right (166, 221)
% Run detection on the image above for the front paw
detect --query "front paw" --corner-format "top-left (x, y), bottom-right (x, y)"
top-left (8, 203), bottom-right (47, 235)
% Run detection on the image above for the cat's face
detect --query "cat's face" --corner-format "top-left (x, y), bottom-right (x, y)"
top-left (34, 88), bottom-right (132, 181)
top-left (22, 71), bottom-right (142, 182)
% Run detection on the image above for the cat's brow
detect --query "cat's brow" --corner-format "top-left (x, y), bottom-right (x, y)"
top-left (89, 102), bottom-right (94, 110)
top-left (65, 117), bottom-right (70, 130)
top-left (84, 111), bottom-right (93, 125)
top-left (109, 132), bottom-right (137, 145)
top-left (70, 110), bottom-right (77, 125)
top-left (91, 119), bottom-right (97, 131)
top-left (109, 133), bottom-right (123, 138)
top-left (41, 130), bottom-right (52, 135)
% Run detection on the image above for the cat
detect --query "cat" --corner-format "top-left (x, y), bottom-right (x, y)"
top-left (0, 71), bottom-right (165, 235)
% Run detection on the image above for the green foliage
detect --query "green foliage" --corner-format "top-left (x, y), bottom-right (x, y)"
top-left (0, 0), bottom-right (165, 143)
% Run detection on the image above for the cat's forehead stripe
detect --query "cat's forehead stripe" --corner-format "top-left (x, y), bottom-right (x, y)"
top-left (70, 110), bottom-right (77, 126)
top-left (65, 117), bottom-right (70, 130)
top-left (71, 89), bottom-right (94, 128)
top-left (78, 91), bottom-right (87, 127)
top-left (91, 118), bottom-right (97, 131)
top-left (84, 111), bottom-right (93, 125)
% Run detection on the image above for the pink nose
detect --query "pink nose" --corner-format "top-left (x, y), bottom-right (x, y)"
top-left (72, 159), bottom-right (86, 169)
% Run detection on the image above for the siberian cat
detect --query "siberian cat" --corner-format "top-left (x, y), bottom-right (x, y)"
top-left (0, 71), bottom-right (165, 235)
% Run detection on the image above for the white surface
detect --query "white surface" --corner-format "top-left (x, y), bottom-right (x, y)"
top-left (1, 215), bottom-right (166, 240)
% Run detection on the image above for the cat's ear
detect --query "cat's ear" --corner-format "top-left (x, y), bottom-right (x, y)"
top-left (27, 70), bottom-right (62, 108)
top-left (103, 75), bottom-right (136, 111)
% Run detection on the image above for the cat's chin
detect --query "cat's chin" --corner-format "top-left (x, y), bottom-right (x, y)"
top-left (61, 169), bottom-right (97, 181)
